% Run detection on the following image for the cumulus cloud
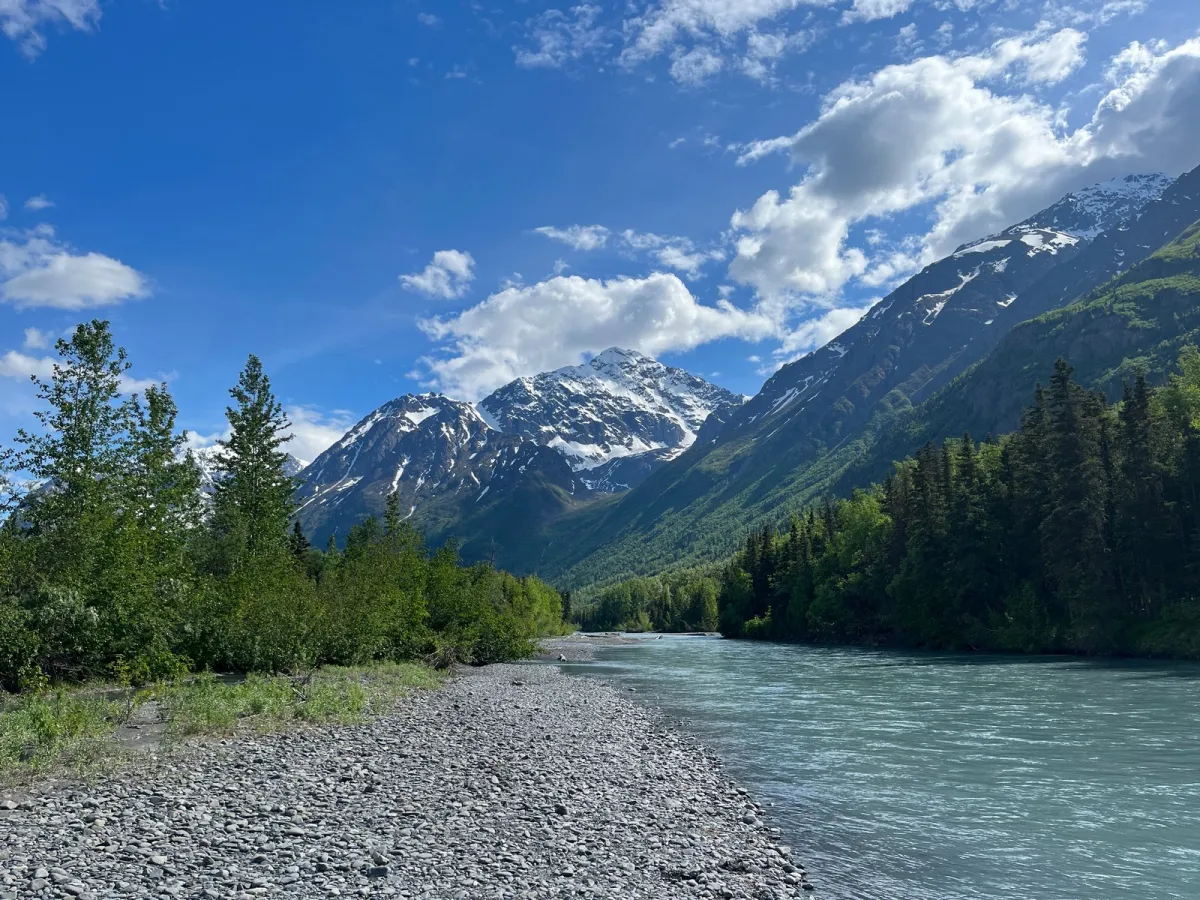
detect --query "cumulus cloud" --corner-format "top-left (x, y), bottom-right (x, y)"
top-left (0, 346), bottom-right (161, 395)
top-left (24, 194), bottom-right (53, 211)
top-left (399, 249), bottom-right (476, 299)
top-left (0, 349), bottom-right (54, 381)
top-left (417, 12), bottom-right (440, 27)
top-left (283, 406), bottom-right (357, 464)
top-left (620, 230), bottom-right (724, 279)
top-left (187, 406), bottom-right (354, 466)
top-left (0, 225), bottom-right (150, 309)
top-left (727, 30), bottom-right (1200, 304)
top-left (420, 273), bottom-right (775, 398)
top-left (22, 326), bottom-right (52, 349)
top-left (1, 0), bottom-right (101, 57)
top-left (515, 5), bottom-right (608, 69)
top-left (533, 224), bottom-right (611, 250)
top-left (842, 0), bottom-right (914, 24)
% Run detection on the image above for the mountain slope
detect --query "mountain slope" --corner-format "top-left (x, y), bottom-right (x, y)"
top-left (293, 352), bottom-right (742, 554)
top-left (533, 170), bottom-right (1193, 588)
top-left (846, 217), bottom-right (1200, 488)
top-left (478, 347), bottom-right (743, 490)
top-left (294, 394), bottom-right (584, 550)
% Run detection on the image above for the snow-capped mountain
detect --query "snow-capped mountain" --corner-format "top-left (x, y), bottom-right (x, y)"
top-left (477, 348), bottom-right (745, 486)
top-left (192, 446), bottom-right (305, 499)
top-left (1008, 173), bottom-right (1174, 241)
top-left (533, 169), bottom-right (1198, 585)
top-left (294, 393), bottom-right (581, 548)
top-left (292, 353), bottom-right (743, 547)
top-left (718, 172), bottom-right (1175, 445)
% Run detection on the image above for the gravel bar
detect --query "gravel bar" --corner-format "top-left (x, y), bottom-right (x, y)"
top-left (0, 663), bottom-right (812, 899)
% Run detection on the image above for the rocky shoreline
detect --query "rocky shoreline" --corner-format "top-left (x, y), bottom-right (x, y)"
top-left (1, 660), bottom-right (812, 899)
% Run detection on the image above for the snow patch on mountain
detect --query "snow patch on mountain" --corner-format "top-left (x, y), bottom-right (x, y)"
top-left (477, 347), bottom-right (744, 471)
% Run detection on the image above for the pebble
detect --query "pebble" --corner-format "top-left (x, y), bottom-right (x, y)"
top-left (0, 664), bottom-right (811, 899)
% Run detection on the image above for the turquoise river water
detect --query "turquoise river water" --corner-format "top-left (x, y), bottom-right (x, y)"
top-left (562, 635), bottom-right (1200, 900)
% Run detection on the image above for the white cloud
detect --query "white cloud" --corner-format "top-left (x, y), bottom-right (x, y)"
top-left (620, 229), bottom-right (724, 279)
top-left (670, 45), bottom-right (725, 85)
top-left (24, 194), bottom-right (53, 211)
top-left (533, 224), bottom-right (611, 250)
top-left (186, 406), bottom-right (353, 466)
top-left (1, 0), bottom-right (101, 58)
top-left (726, 29), bottom-right (1200, 306)
top-left (283, 406), bottom-right (356, 464)
top-left (0, 225), bottom-right (150, 309)
top-left (842, 0), bottom-right (914, 24)
top-left (22, 326), bottom-right (52, 349)
top-left (420, 273), bottom-right (775, 398)
top-left (516, 5), bottom-right (608, 69)
top-left (621, 0), bottom-right (830, 65)
top-left (0, 346), bottom-right (162, 395)
top-left (740, 29), bottom-right (812, 81)
top-left (0, 349), bottom-right (53, 381)
top-left (417, 12), bottom-right (440, 27)
top-left (0, 196), bottom-right (6, 220)
top-left (399, 249), bottom-right (476, 299)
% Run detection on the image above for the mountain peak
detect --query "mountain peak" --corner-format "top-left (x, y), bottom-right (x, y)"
top-left (480, 349), bottom-right (742, 474)
top-left (592, 347), bottom-right (645, 364)
top-left (1012, 172), bottom-right (1173, 241)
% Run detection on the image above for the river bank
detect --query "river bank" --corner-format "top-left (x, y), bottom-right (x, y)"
top-left (0, 661), bottom-right (810, 900)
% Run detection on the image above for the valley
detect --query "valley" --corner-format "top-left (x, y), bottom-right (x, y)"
top-left (291, 168), bottom-right (1200, 598)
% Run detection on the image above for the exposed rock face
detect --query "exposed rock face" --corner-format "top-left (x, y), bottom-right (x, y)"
top-left (478, 347), bottom-right (745, 476)
top-left (295, 394), bottom-right (580, 548)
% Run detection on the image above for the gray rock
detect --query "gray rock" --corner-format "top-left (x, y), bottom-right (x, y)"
top-left (5, 664), bottom-right (809, 899)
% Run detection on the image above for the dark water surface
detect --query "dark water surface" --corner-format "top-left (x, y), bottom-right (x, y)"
top-left (562, 635), bottom-right (1200, 900)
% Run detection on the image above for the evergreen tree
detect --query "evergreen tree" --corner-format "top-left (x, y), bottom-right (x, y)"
top-left (211, 355), bottom-right (296, 559)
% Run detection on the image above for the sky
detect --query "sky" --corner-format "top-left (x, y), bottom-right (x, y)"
top-left (2, 0), bottom-right (1199, 462)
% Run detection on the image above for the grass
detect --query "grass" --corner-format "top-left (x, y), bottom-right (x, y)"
top-left (159, 662), bottom-right (443, 737)
top-left (0, 662), bottom-right (443, 784)
top-left (0, 689), bottom-right (131, 781)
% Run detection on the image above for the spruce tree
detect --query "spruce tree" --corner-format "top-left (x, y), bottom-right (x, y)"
top-left (211, 355), bottom-right (296, 558)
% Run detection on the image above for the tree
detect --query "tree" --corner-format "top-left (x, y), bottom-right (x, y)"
top-left (211, 355), bottom-right (296, 559)
top-left (1040, 361), bottom-right (1117, 652)
top-left (289, 521), bottom-right (312, 563)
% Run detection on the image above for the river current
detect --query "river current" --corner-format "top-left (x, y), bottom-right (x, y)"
top-left (562, 635), bottom-right (1200, 900)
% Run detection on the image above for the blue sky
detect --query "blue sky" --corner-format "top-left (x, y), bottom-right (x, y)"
top-left (2, 0), bottom-right (1199, 461)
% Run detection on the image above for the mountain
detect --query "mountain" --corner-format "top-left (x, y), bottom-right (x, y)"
top-left (294, 394), bottom-right (582, 549)
top-left (529, 170), bottom-right (1193, 588)
top-left (477, 348), bottom-right (744, 490)
top-left (292, 351), bottom-right (742, 550)
top-left (1008, 173), bottom-right (1174, 240)
top-left (843, 215), bottom-right (1200, 489)
top-left (193, 446), bottom-right (305, 499)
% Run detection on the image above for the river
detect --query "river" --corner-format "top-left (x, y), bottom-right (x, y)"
top-left (561, 634), bottom-right (1200, 900)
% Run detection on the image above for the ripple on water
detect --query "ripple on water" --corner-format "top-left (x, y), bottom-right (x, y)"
top-left (572, 635), bottom-right (1200, 900)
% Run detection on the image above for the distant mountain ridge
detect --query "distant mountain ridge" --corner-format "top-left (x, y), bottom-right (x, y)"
top-left (515, 169), bottom-right (1194, 589)
top-left (291, 169), bottom-right (1197, 585)
top-left (478, 347), bottom-right (745, 489)
top-left (293, 352), bottom-right (741, 548)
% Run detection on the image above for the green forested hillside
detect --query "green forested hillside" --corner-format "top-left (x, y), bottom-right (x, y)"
top-left (845, 219), bottom-right (1200, 490)
top-left (712, 350), bottom-right (1200, 658)
top-left (536, 211), bottom-right (1200, 592)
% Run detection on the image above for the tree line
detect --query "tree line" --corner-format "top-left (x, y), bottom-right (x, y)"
top-left (573, 569), bottom-right (721, 633)
top-left (0, 321), bottom-right (565, 692)
top-left (713, 351), bottom-right (1200, 657)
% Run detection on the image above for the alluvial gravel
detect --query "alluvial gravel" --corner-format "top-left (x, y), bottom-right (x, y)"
top-left (0, 664), bottom-right (811, 899)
